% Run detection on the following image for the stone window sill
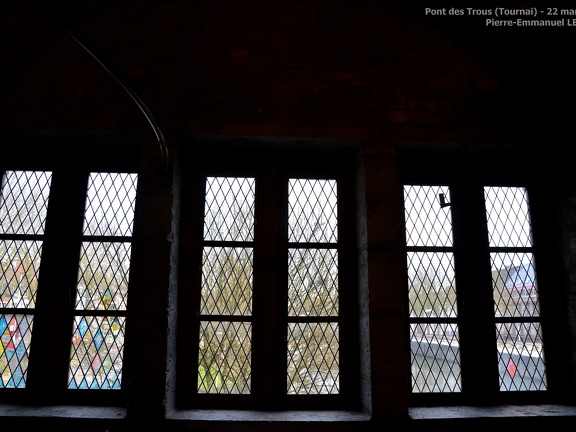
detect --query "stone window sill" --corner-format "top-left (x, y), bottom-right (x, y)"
top-left (0, 404), bottom-right (126, 419)
top-left (166, 409), bottom-right (371, 422)
top-left (409, 404), bottom-right (576, 419)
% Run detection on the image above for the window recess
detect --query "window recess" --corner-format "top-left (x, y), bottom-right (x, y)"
top-left (176, 142), bottom-right (360, 411)
top-left (403, 179), bottom-right (552, 406)
top-left (68, 172), bottom-right (138, 390)
top-left (0, 137), bottom-right (140, 406)
top-left (0, 171), bottom-right (52, 389)
top-left (404, 185), bottom-right (461, 394)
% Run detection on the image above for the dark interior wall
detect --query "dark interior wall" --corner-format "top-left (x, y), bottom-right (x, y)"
top-left (0, 0), bottom-right (505, 142)
top-left (1, 1), bottom-right (576, 431)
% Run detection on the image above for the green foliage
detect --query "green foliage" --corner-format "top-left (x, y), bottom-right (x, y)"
top-left (198, 177), bottom-right (340, 395)
top-left (197, 322), bottom-right (251, 394)
top-left (408, 269), bottom-right (457, 318)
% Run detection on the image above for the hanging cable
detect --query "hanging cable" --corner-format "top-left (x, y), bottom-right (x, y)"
top-left (28, 1), bottom-right (169, 171)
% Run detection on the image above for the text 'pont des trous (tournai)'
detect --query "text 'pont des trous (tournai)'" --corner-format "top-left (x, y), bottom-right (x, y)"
top-left (424, 7), bottom-right (576, 27)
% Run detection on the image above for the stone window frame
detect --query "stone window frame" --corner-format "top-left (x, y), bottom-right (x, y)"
top-left (398, 146), bottom-right (571, 407)
top-left (0, 134), bottom-right (139, 407)
top-left (173, 137), bottom-right (365, 411)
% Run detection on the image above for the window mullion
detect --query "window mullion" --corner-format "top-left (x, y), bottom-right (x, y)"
top-left (27, 169), bottom-right (88, 402)
top-left (251, 170), bottom-right (286, 409)
top-left (526, 187), bottom-right (562, 398)
top-left (450, 183), bottom-right (500, 402)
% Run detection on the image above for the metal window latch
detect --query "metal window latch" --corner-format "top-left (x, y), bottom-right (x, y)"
top-left (439, 193), bottom-right (451, 208)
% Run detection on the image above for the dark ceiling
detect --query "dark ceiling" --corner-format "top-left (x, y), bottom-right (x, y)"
top-left (2, 0), bottom-right (575, 140)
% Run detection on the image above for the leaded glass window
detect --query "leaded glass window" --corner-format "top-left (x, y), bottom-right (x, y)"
top-left (198, 177), bottom-right (255, 394)
top-left (404, 185), bottom-right (461, 393)
top-left (178, 148), bottom-right (358, 410)
top-left (287, 179), bottom-right (340, 395)
top-left (0, 171), bottom-right (52, 388)
top-left (69, 173), bottom-right (137, 390)
top-left (405, 183), bottom-right (548, 400)
top-left (485, 187), bottom-right (546, 391)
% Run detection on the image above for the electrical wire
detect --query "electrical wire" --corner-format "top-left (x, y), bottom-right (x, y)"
top-left (28, 1), bottom-right (169, 171)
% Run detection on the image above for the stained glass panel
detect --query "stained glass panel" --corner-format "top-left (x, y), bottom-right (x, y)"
top-left (68, 316), bottom-right (125, 389)
top-left (0, 314), bottom-right (33, 388)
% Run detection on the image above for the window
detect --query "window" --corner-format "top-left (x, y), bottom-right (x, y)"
top-left (404, 185), bottom-right (460, 394)
top-left (0, 140), bottom-right (139, 405)
top-left (286, 178), bottom-right (340, 396)
top-left (396, 146), bottom-right (571, 406)
top-left (68, 172), bottom-right (138, 390)
top-left (176, 142), bottom-right (360, 410)
top-left (404, 182), bottom-right (550, 405)
top-left (485, 187), bottom-right (545, 392)
top-left (0, 171), bottom-right (52, 389)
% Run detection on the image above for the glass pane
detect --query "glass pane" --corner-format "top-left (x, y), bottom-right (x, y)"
top-left (289, 179), bottom-right (338, 243)
top-left (201, 247), bottom-right (253, 316)
top-left (204, 177), bottom-right (255, 242)
top-left (68, 316), bottom-right (125, 389)
top-left (491, 253), bottom-right (540, 318)
top-left (288, 249), bottom-right (338, 317)
top-left (0, 171), bottom-right (52, 235)
top-left (76, 242), bottom-right (131, 311)
top-left (198, 321), bottom-right (251, 394)
top-left (0, 240), bottom-right (43, 308)
top-left (0, 314), bottom-right (33, 388)
top-left (407, 252), bottom-right (457, 318)
top-left (496, 322), bottom-right (546, 391)
top-left (410, 323), bottom-right (461, 392)
top-left (485, 186), bottom-right (532, 247)
top-left (83, 173), bottom-right (138, 237)
top-left (404, 185), bottom-right (452, 247)
top-left (287, 322), bottom-right (339, 394)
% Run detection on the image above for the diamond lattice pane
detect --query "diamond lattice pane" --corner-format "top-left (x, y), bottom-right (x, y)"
top-left (491, 253), bottom-right (540, 318)
top-left (496, 322), bottom-right (546, 391)
top-left (407, 252), bottom-right (457, 318)
top-left (288, 249), bottom-right (338, 317)
top-left (83, 173), bottom-right (138, 237)
top-left (289, 179), bottom-right (338, 243)
top-left (0, 314), bottom-right (33, 388)
top-left (0, 171), bottom-right (52, 235)
top-left (1, 240), bottom-right (43, 308)
top-left (204, 177), bottom-right (255, 242)
top-left (410, 323), bottom-right (461, 392)
top-left (201, 247), bottom-right (253, 316)
top-left (485, 187), bottom-right (532, 247)
top-left (404, 185), bottom-right (453, 247)
top-left (76, 242), bottom-right (131, 310)
top-left (198, 321), bottom-right (251, 394)
top-left (287, 322), bottom-right (339, 394)
top-left (68, 316), bottom-right (125, 389)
